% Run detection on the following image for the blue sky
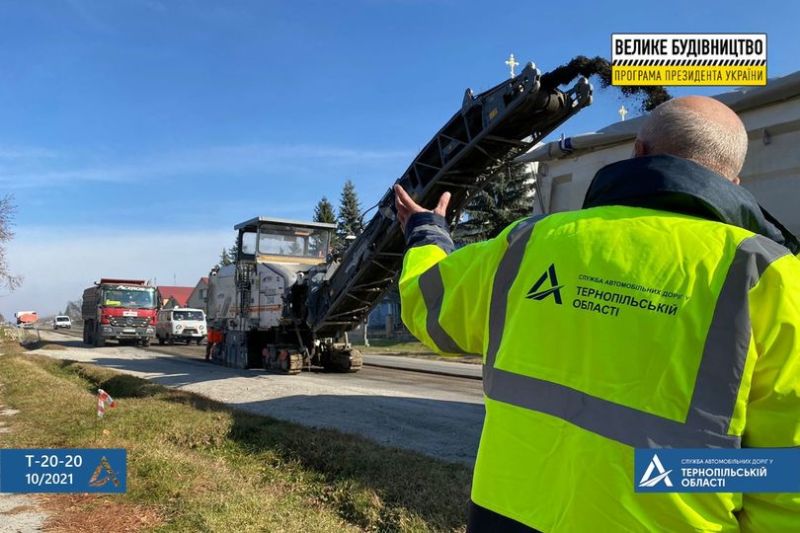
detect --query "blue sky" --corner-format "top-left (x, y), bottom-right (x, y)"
top-left (2, 0), bottom-right (798, 316)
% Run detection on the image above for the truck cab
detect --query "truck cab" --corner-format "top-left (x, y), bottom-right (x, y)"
top-left (82, 279), bottom-right (157, 347)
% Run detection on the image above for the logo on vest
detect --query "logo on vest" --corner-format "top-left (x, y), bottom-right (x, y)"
top-left (526, 264), bottom-right (563, 304)
top-left (638, 453), bottom-right (673, 488)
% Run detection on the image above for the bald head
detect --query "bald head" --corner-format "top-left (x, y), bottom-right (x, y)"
top-left (634, 96), bottom-right (748, 183)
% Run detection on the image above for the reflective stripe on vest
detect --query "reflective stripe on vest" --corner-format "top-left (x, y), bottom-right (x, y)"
top-left (418, 265), bottom-right (471, 354)
top-left (415, 217), bottom-right (546, 356)
top-left (481, 217), bottom-right (790, 449)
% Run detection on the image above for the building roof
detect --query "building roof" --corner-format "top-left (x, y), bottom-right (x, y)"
top-left (516, 70), bottom-right (800, 164)
top-left (157, 286), bottom-right (194, 307)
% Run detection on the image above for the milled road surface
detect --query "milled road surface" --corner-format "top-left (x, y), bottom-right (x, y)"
top-left (36, 330), bottom-right (485, 464)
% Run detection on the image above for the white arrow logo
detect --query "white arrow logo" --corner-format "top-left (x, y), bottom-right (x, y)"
top-left (639, 453), bottom-right (674, 488)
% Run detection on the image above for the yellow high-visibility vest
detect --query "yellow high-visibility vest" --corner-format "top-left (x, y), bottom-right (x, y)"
top-left (399, 205), bottom-right (800, 532)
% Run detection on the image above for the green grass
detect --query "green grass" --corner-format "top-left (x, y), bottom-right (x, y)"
top-left (361, 339), bottom-right (481, 365)
top-left (362, 339), bottom-right (436, 354)
top-left (0, 340), bottom-right (472, 532)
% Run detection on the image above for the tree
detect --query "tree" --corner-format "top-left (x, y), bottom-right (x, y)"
top-left (214, 237), bottom-right (240, 268)
top-left (336, 180), bottom-right (362, 247)
top-left (455, 163), bottom-right (535, 244)
top-left (0, 195), bottom-right (21, 291)
top-left (313, 196), bottom-right (336, 224)
top-left (63, 300), bottom-right (82, 321)
top-left (219, 248), bottom-right (232, 267)
top-left (313, 196), bottom-right (338, 252)
top-left (228, 241), bottom-right (239, 262)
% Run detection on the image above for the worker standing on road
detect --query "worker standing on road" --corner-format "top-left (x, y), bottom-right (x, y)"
top-left (395, 96), bottom-right (800, 532)
top-left (206, 327), bottom-right (223, 361)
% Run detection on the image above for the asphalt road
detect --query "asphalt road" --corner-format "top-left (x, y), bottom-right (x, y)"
top-left (38, 329), bottom-right (485, 464)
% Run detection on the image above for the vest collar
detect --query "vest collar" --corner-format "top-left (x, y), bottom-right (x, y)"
top-left (582, 155), bottom-right (799, 254)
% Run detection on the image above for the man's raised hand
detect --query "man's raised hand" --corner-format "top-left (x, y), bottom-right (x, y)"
top-left (393, 184), bottom-right (451, 231)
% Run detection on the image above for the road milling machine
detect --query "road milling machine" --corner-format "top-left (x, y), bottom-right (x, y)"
top-left (207, 61), bottom-right (593, 373)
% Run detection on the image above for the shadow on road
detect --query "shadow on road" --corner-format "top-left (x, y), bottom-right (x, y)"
top-left (91, 355), bottom-right (262, 388)
top-left (28, 335), bottom-right (86, 349)
top-left (48, 352), bottom-right (263, 393)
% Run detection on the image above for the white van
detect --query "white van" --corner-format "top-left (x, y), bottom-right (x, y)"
top-left (53, 315), bottom-right (72, 329)
top-left (155, 308), bottom-right (207, 345)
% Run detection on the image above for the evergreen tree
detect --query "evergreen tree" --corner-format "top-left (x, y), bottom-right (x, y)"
top-left (336, 180), bottom-right (362, 248)
top-left (313, 196), bottom-right (338, 254)
top-left (455, 163), bottom-right (534, 244)
top-left (313, 196), bottom-right (336, 224)
top-left (228, 241), bottom-right (239, 262)
top-left (219, 248), bottom-right (232, 267)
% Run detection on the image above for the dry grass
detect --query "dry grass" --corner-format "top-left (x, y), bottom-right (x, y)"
top-left (40, 495), bottom-right (163, 532)
top-left (0, 338), bottom-right (472, 532)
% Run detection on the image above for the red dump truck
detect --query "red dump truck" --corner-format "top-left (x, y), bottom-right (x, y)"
top-left (81, 279), bottom-right (157, 347)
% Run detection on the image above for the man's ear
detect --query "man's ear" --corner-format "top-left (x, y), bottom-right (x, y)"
top-left (731, 176), bottom-right (741, 185)
top-left (633, 139), bottom-right (648, 157)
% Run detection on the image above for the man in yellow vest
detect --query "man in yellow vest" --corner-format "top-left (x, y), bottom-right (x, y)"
top-left (395, 96), bottom-right (800, 532)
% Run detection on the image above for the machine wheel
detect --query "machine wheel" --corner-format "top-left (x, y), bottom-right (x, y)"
top-left (83, 325), bottom-right (90, 344)
top-left (263, 346), bottom-right (303, 375)
top-left (185, 339), bottom-right (191, 345)
top-left (196, 338), bottom-right (203, 345)
top-left (167, 335), bottom-right (175, 345)
top-left (142, 339), bottom-right (150, 348)
top-left (322, 346), bottom-right (363, 373)
top-left (157, 335), bottom-right (165, 345)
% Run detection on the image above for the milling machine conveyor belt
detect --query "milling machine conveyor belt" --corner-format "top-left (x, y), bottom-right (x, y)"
top-left (311, 62), bottom-right (592, 338)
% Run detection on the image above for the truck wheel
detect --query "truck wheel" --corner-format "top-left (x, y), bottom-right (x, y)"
top-left (196, 338), bottom-right (202, 345)
top-left (142, 339), bottom-right (150, 348)
top-left (157, 335), bottom-right (164, 345)
top-left (167, 335), bottom-right (174, 345)
top-left (93, 330), bottom-right (105, 348)
top-left (185, 339), bottom-right (191, 345)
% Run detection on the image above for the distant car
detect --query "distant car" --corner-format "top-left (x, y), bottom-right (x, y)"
top-left (156, 308), bottom-right (207, 345)
top-left (53, 315), bottom-right (72, 329)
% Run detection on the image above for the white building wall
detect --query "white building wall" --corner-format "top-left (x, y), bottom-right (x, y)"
top-left (531, 95), bottom-right (800, 235)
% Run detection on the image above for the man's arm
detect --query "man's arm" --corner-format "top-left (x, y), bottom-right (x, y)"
top-left (739, 254), bottom-right (800, 531)
top-left (394, 185), bottom-right (521, 357)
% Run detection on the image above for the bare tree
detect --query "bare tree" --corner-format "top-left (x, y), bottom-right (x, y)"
top-left (0, 195), bottom-right (22, 291)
